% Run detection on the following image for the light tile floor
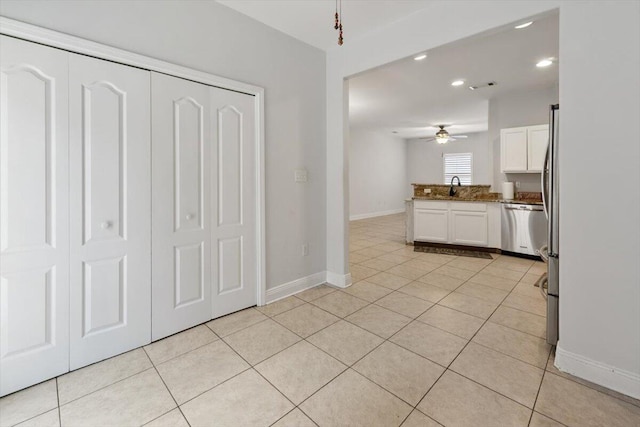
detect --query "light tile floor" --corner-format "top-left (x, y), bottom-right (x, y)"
top-left (2, 213), bottom-right (640, 426)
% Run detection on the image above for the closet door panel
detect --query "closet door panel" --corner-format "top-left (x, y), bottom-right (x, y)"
top-left (211, 89), bottom-right (257, 318)
top-left (0, 36), bottom-right (70, 396)
top-left (69, 54), bottom-right (151, 369)
top-left (151, 72), bottom-right (211, 340)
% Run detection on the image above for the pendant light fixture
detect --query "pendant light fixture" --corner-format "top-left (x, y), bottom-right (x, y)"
top-left (334, 0), bottom-right (344, 46)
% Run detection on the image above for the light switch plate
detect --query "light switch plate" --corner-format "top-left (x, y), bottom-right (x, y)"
top-left (423, 188), bottom-right (431, 194)
top-left (295, 169), bottom-right (308, 183)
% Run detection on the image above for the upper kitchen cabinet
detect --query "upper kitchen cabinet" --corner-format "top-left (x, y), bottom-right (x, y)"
top-left (500, 124), bottom-right (549, 173)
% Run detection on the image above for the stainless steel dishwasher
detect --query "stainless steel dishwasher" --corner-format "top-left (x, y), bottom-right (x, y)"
top-left (501, 203), bottom-right (547, 256)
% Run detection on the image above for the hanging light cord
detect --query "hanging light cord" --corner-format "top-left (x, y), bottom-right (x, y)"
top-left (333, 0), bottom-right (344, 46)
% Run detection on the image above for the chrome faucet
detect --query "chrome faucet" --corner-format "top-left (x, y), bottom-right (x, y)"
top-left (449, 176), bottom-right (461, 196)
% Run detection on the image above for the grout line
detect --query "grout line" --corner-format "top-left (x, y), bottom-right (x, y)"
top-left (56, 377), bottom-right (62, 427)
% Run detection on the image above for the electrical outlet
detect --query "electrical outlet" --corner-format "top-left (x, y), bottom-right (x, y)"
top-left (302, 243), bottom-right (309, 256)
top-left (423, 188), bottom-right (431, 194)
top-left (515, 181), bottom-right (521, 189)
top-left (294, 169), bottom-right (308, 183)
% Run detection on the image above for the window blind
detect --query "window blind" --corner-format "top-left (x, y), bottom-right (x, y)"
top-left (443, 153), bottom-right (473, 185)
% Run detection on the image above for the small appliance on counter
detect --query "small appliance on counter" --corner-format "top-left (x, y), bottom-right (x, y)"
top-left (502, 182), bottom-right (515, 200)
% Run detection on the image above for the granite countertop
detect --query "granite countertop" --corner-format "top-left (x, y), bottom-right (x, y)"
top-left (411, 196), bottom-right (543, 205)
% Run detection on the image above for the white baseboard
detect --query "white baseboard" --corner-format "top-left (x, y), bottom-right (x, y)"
top-left (349, 208), bottom-right (405, 221)
top-left (555, 344), bottom-right (640, 399)
top-left (326, 271), bottom-right (352, 288)
top-left (265, 271), bottom-right (326, 304)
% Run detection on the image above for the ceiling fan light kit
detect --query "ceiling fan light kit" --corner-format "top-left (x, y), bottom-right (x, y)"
top-left (334, 0), bottom-right (344, 45)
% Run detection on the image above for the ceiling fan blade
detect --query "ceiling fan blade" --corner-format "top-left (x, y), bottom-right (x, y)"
top-left (451, 135), bottom-right (468, 138)
top-left (419, 137), bottom-right (436, 141)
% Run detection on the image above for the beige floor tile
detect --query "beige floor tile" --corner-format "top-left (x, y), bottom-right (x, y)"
top-left (57, 348), bottom-right (152, 405)
top-left (473, 322), bottom-right (551, 368)
top-left (349, 253), bottom-right (369, 264)
top-left (418, 371), bottom-right (531, 427)
top-left (346, 304), bottom-right (412, 339)
top-left (256, 296), bottom-right (305, 317)
top-left (181, 369), bottom-right (294, 427)
top-left (402, 259), bottom-right (441, 273)
top-left (512, 281), bottom-right (545, 298)
top-left (482, 265), bottom-right (526, 281)
top-left (413, 252), bottom-right (456, 265)
top-left (502, 292), bottom-right (547, 317)
top-left (255, 341), bottom-right (345, 404)
top-left (438, 292), bottom-right (499, 319)
top-left (354, 342), bottom-right (444, 406)
top-left (446, 258), bottom-right (490, 272)
top-left (455, 282), bottom-right (509, 303)
top-left (156, 340), bottom-right (249, 404)
top-left (387, 264), bottom-right (430, 281)
top-left (398, 282), bottom-right (450, 303)
top-left (535, 373), bottom-right (640, 427)
top-left (450, 342), bottom-right (544, 408)
top-left (307, 320), bottom-right (383, 365)
top-left (390, 321), bottom-right (467, 366)
top-left (224, 319), bottom-right (300, 365)
top-left (492, 258), bottom-right (534, 272)
top-left (401, 410), bottom-right (442, 427)
top-left (296, 284), bottom-right (337, 302)
top-left (528, 262), bottom-right (547, 274)
top-left (341, 280), bottom-right (393, 303)
top-left (144, 409), bottom-right (189, 427)
top-left (359, 258), bottom-right (397, 272)
top-left (416, 305), bottom-right (484, 339)
top-left (416, 272), bottom-right (465, 291)
top-left (206, 308), bottom-right (267, 337)
top-left (468, 272), bottom-right (518, 291)
top-left (273, 303), bottom-right (339, 338)
top-left (59, 369), bottom-right (175, 427)
top-left (377, 253), bottom-right (414, 265)
top-left (432, 265), bottom-right (476, 281)
top-left (350, 264), bottom-right (381, 281)
top-left (13, 408), bottom-right (59, 427)
top-left (375, 292), bottom-right (434, 318)
top-left (529, 412), bottom-right (565, 427)
top-left (311, 291), bottom-right (369, 318)
top-left (367, 271), bottom-right (413, 290)
top-left (0, 380), bottom-right (58, 427)
top-left (352, 247), bottom-right (388, 259)
top-left (145, 325), bottom-right (218, 365)
top-left (490, 306), bottom-right (546, 338)
top-left (300, 369), bottom-right (412, 427)
top-left (520, 271), bottom-right (545, 285)
top-left (272, 409), bottom-right (316, 427)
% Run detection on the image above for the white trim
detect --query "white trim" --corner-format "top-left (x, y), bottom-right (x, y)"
top-left (349, 208), bottom-right (405, 221)
top-left (555, 344), bottom-right (640, 399)
top-left (265, 272), bottom-right (326, 304)
top-left (326, 271), bottom-right (352, 288)
top-left (0, 16), bottom-right (267, 311)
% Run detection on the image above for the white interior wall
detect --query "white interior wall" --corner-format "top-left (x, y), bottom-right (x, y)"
top-left (327, 0), bottom-right (640, 398)
top-left (0, 0), bottom-right (327, 291)
top-left (489, 84), bottom-right (559, 192)
top-left (348, 129), bottom-right (408, 220)
top-left (406, 132), bottom-right (491, 187)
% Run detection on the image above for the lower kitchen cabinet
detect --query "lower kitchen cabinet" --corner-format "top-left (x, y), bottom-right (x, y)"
top-left (414, 204), bottom-right (449, 243)
top-left (451, 210), bottom-right (488, 246)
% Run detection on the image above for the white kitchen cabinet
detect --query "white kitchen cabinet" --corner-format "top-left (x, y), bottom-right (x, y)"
top-left (69, 54), bottom-right (151, 369)
top-left (0, 36), bottom-right (70, 396)
top-left (500, 125), bottom-right (548, 173)
top-left (414, 201), bottom-right (496, 248)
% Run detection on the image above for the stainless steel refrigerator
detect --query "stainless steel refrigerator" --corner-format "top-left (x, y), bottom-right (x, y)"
top-left (542, 104), bottom-right (559, 345)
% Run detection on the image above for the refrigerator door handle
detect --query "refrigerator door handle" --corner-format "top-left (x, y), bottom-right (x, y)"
top-left (541, 143), bottom-right (550, 219)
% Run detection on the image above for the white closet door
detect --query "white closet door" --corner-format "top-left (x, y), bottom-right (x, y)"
top-left (0, 36), bottom-right (70, 396)
top-left (211, 88), bottom-right (257, 318)
top-left (151, 72), bottom-right (212, 340)
top-left (69, 54), bottom-right (151, 369)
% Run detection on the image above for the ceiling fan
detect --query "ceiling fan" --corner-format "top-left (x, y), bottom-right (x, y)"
top-left (420, 125), bottom-right (468, 144)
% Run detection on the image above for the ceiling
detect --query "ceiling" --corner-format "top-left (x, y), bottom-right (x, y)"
top-left (348, 12), bottom-right (559, 139)
top-left (217, 0), bottom-right (433, 51)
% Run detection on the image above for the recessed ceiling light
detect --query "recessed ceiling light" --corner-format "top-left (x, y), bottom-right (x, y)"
top-left (515, 21), bottom-right (533, 29)
top-left (536, 59), bottom-right (553, 67)
top-left (451, 80), bottom-right (465, 86)
top-left (414, 54), bottom-right (427, 61)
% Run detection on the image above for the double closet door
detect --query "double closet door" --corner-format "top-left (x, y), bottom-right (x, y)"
top-left (0, 34), bottom-right (258, 396)
top-left (151, 73), bottom-right (257, 340)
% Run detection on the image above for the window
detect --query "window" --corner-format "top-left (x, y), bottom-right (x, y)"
top-left (443, 153), bottom-right (473, 185)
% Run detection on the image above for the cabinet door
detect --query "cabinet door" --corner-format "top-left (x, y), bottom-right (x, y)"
top-left (501, 127), bottom-right (528, 172)
top-left (211, 88), bottom-right (258, 318)
top-left (151, 73), bottom-right (212, 340)
top-left (0, 36), bottom-right (70, 396)
top-left (527, 125), bottom-right (549, 172)
top-left (69, 54), bottom-right (151, 369)
top-left (450, 211), bottom-right (488, 246)
top-left (414, 209), bottom-right (449, 243)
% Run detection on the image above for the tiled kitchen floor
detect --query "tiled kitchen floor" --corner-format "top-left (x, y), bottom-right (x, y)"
top-left (2, 213), bottom-right (640, 427)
